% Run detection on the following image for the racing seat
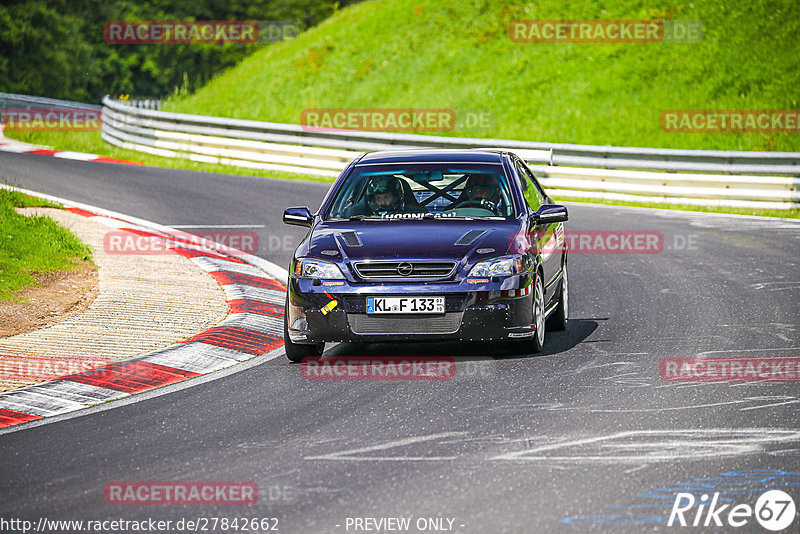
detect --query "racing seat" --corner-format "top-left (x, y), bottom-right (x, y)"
top-left (399, 180), bottom-right (426, 213)
top-left (343, 179), bottom-right (426, 217)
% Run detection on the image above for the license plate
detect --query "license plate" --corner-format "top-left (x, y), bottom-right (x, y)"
top-left (367, 296), bottom-right (445, 314)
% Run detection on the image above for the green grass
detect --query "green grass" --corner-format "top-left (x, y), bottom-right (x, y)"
top-left (0, 187), bottom-right (60, 209)
top-left (6, 0), bottom-right (799, 217)
top-left (0, 189), bottom-right (93, 301)
top-left (560, 196), bottom-right (800, 219)
top-left (160, 0), bottom-right (800, 152)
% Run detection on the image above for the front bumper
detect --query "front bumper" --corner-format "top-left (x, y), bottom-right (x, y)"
top-left (286, 275), bottom-right (538, 344)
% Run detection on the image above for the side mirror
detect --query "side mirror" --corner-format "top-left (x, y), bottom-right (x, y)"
top-left (283, 206), bottom-right (313, 227)
top-left (534, 204), bottom-right (568, 224)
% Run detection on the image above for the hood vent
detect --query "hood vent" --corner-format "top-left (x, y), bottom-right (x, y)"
top-left (455, 229), bottom-right (487, 246)
top-left (338, 231), bottom-right (362, 247)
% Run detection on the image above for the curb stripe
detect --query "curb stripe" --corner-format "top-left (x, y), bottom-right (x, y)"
top-left (0, 192), bottom-right (287, 431)
top-left (0, 136), bottom-right (141, 165)
top-left (209, 271), bottom-right (285, 291)
top-left (123, 228), bottom-right (218, 247)
top-left (139, 343), bottom-right (249, 374)
top-left (190, 257), bottom-right (270, 277)
top-left (66, 207), bottom-right (99, 218)
top-left (94, 156), bottom-right (144, 165)
top-left (0, 409), bottom-right (42, 428)
top-left (171, 246), bottom-right (247, 264)
top-left (222, 285), bottom-right (286, 304)
top-left (184, 327), bottom-right (283, 355)
top-left (0, 390), bottom-right (86, 417)
top-left (65, 361), bottom-right (201, 394)
top-left (34, 380), bottom-right (129, 404)
top-left (219, 313), bottom-right (284, 335)
top-left (227, 299), bottom-right (284, 317)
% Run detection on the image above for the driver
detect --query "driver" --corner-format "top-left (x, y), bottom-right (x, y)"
top-left (366, 175), bottom-right (405, 215)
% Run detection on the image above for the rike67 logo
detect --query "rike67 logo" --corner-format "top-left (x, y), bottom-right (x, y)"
top-left (668, 490), bottom-right (796, 531)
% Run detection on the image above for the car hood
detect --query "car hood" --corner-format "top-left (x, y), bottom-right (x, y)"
top-left (308, 220), bottom-right (521, 265)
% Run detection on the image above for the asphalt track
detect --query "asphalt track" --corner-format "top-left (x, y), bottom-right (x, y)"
top-left (1, 151), bottom-right (799, 533)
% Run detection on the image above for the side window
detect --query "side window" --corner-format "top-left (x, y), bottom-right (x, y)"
top-left (516, 160), bottom-right (544, 211)
top-left (526, 164), bottom-right (549, 203)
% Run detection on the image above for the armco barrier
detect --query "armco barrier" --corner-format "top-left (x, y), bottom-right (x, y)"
top-left (4, 93), bottom-right (798, 209)
top-left (99, 96), bottom-right (799, 209)
top-left (0, 92), bottom-right (101, 111)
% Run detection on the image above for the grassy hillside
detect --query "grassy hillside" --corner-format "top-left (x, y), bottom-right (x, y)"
top-left (5, 0), bottom-right (799, 219)
top-left (163, 0), bottom-right (800, 151)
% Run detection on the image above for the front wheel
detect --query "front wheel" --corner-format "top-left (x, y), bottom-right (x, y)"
top-left (284, 297), bottom-right (324, 363)
top-left (530, 272), bottom-right (546, 353)
top-left (508, 272), bottom-right (545, 355)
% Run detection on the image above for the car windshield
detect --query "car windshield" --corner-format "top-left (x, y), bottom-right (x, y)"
top-left (325, 163), bottom-right (515, 220)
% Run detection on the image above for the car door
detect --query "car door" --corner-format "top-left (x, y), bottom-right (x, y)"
top-left (514, 158), bottom-right (562, 305)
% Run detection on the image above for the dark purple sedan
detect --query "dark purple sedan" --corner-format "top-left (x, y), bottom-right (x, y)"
top-left (282, 149), bottom-right (568, 361)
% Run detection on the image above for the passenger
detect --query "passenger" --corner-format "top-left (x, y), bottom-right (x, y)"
top-left (466, 174), bottom-right (501, 203)
top-left (454, 174), bottom-right (504, 213)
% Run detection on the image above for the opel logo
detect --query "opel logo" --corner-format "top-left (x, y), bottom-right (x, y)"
top-left (397, 262), bottom-right (413, 276)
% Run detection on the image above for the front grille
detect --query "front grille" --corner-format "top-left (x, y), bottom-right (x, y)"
top-left (353, 261), bottom-right (457, 279)
top-left (348, 313), bottom-right (463, 335)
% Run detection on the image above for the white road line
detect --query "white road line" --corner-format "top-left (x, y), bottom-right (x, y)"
top-left (697, 347), bottom-right (800, 356)
top-left (305, 432), bottom-right (467, 461)
top-left (169, 224), bottom-right (266, 229)
top-left (545, 396), bottom-right (799, 413)
top-left (491, 429), bottom-right (800, 462)
top-left (570, 200), bottom-right (800, 223)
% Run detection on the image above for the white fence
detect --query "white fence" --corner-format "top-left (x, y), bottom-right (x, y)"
top-left (0, 92), bottom-right (102, 111)
top-left (99, 97), bottom-right (800, 210)
top-left (5, 93), bottom-right (796, 209)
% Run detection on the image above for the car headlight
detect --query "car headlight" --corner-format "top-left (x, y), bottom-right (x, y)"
top-left (468, 255), bottom-right (525, 277)
top-left (293, 258), bottom-right (345, 279)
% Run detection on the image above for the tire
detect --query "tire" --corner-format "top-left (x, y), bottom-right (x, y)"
top-left (547, 260), bottom-right (568, 331)
top-left (507, 271), bottom-right (545, 355)
top-left (522, 271), bottom-right (546, 354)
top-left (284, 297), bottom-right (324, 363)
